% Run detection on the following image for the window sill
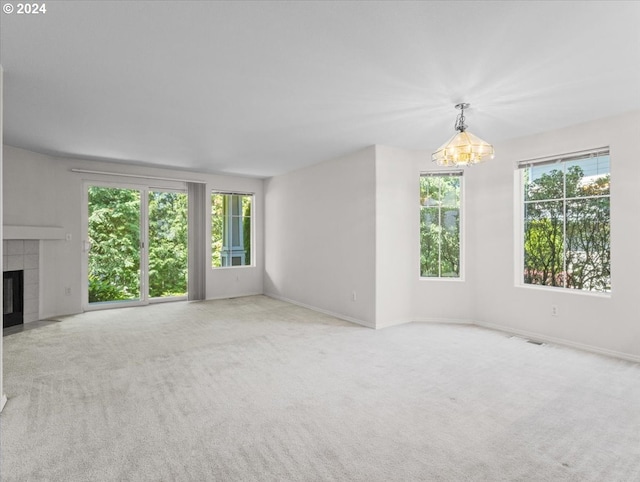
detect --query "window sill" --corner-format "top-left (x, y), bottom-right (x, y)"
top-left (419, 277), bottom-right (465, 282)
top-left (515, 283), bottom-right (611, 298)
top-left (211, 265), bottom-right (255, 271)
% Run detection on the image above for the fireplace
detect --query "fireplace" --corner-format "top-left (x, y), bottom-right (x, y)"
top-left (3, 270), bottom-right (24, 328)
top-left (4, 239), bottom-right (40, 325)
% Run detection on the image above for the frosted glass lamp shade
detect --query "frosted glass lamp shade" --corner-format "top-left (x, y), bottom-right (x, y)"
top-left (432, 130), bottom-right (495, 166)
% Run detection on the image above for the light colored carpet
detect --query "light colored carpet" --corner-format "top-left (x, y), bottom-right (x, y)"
top-left (1, 295), bottom-right (639, 481)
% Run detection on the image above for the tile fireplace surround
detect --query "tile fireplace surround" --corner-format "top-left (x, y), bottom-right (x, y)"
top-left (3, 240), bottom-right (39, 323)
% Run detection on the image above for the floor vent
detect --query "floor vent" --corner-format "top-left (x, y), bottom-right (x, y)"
top-left (508, 336), bottom-right (546, 346)
top-left (526, 339), bottom-right (545, 346)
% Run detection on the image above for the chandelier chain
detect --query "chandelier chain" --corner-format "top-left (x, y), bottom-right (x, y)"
top-left (455, 104), bottom-right (467, 132)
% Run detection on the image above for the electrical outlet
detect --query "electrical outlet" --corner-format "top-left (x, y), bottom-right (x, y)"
top-left (64, 287), bottom-right (71, 296)
top-left (352, 291), bottom-right (357, 301)
top-left (551, 305), bottom-right (558, 317)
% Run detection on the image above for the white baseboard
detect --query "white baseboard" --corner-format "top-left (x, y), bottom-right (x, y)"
top-left (265, 293), bottom-right (374, 329)
top-left (474, 319), bottom-right (640, 364)
top-left (211, 293), bottom-right (640, 363)
top-left (413, 317), bottom-right (475, 325)
top-left (375, 318), bottom-right (414, 330)
top-left (205, 292), bottom-right (264, 301)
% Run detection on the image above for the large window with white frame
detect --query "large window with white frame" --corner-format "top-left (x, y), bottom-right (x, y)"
top-left (420, 172), bottom-right (463, 278)
top-left (211, 192), bottom-right (253, 268)
top-left (518, 148), bottom-right (610, 292)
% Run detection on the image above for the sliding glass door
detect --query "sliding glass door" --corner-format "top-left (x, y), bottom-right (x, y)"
top-left (148, 190), bottom-right (188, 299)
top-left (87, 186), bottom-right (143, 304)
top-left (86, 184), bottom-right (188, 308)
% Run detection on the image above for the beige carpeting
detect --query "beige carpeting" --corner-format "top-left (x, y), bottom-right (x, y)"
top-left (1, 295), bottom-right (639, 481)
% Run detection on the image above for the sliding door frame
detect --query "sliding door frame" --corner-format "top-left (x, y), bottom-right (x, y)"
top-left (82, 180), bottom-right (188, 312)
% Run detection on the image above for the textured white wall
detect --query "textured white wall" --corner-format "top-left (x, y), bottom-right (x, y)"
top-left (374, 145), bottom-right (417, 328)
top-left (468, 110), bottom-right (640, 360)
top-left (264, 147), bottom-right (377, 327)
top-left (2, 146), bottom-right (264, 318)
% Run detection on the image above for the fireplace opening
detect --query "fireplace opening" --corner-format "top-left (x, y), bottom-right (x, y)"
top-left (3, 270), bottom-right (24, 329)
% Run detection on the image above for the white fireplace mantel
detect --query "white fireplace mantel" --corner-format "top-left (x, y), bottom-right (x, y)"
top-left (3, 225), bottom-right (66, 240)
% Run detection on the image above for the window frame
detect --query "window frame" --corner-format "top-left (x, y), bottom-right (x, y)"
top-left (515, 147), bottom-right (611, 295)
top-left (419, 170), bottom-right (465, 281)
top-left (210, 191), bottom-right (255, 269)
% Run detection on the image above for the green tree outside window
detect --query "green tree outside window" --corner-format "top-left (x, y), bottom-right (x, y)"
top-left (420, 174), bottom-right (462, 278)
top-left (522, 153), bottom-right (610, 292)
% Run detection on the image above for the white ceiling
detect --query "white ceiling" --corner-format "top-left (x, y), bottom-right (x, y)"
top-left (1, 1), bottom-right (639, 178)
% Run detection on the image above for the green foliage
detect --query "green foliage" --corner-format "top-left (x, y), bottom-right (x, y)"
top-left (211, 194), bottom-right (224, 268)
top-left (420, 176), bottom-right (460, 277)
top-left (565, 197), bottom-right (610, 291)
top-left (523, 165), bottom-right (610, 291)
top-left (88, 187), bottom-right (141, 302)
top-left (524, 200), bottom-right (564, 286)
top-left (148, 191), bottom-right (188, 298)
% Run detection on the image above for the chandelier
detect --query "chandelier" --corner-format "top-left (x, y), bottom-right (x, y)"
top-left (432, 103), bottom-right (494, 166)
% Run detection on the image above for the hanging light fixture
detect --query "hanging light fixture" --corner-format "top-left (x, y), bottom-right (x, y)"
top-left (432, 103), bottom-right (494, 166)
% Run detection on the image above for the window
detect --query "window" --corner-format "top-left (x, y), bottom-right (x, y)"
top-left (211, 192), bottom-right (253, 268)
top-left (519, 148), bottom-right (610, 292)
top-left (420, 172), bottom-right (462, 278)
